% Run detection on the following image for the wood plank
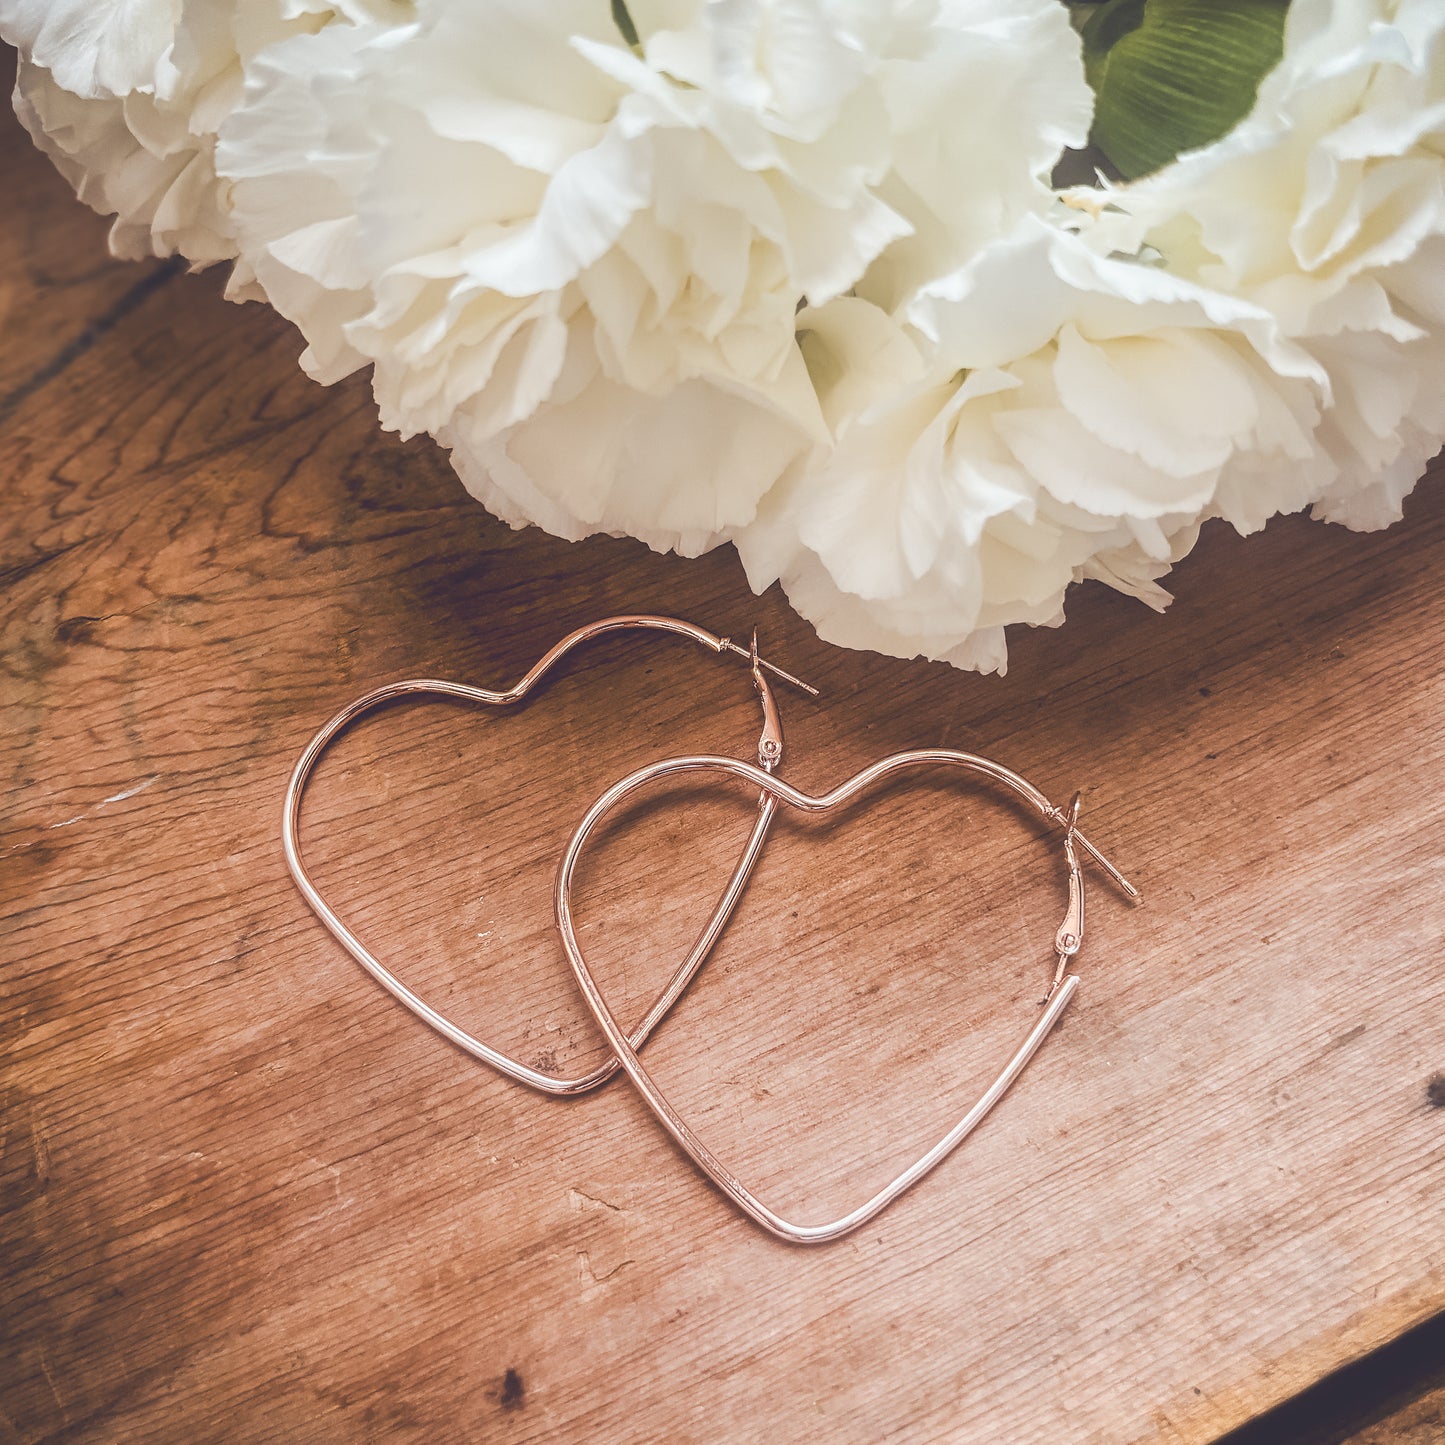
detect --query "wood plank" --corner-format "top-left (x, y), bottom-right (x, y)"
top-left (1219, 1313), bottom-right (1445, 1445)
top-left (2, 107), bottom-right (1443, 1444)
top-left (1353, 1385), bottom-right (1445, 1445)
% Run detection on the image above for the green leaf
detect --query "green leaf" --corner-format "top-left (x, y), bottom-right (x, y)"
top-left (1078, 0), bottom-right (1290, 179)
top-left (611, 0), bottom-right (642, 54)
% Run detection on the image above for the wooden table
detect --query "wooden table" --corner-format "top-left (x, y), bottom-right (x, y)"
top-left (2, 103), bottom-right (1442, 1444)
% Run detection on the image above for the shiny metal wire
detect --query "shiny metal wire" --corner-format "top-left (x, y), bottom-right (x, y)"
top-left (282, 615), bottom-right (814, 1097)
top-left (555, 671), bottom-right (1139, 1242)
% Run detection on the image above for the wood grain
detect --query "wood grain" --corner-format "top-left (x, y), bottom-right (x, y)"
top-left (2, 106), bottom-right (1443, 1445)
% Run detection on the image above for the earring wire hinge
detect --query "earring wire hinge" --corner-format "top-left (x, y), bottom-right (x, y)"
top-left (1047, 801), bottom-right (1140, 902)
top-left (1042, 791), bottom-right (1137, 1005)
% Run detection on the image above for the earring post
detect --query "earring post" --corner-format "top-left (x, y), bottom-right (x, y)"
top-left (1071, 828), bottom-right (1141, 901)
top-left (717, 638), bottom-right (820, 697)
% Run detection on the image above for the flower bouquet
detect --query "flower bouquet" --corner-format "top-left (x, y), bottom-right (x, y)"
top-left (6, 0), bottom-right (1442, 670)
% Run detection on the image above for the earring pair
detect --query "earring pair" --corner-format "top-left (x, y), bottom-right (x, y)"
top-left (284, 614), bottom-right (1138, 1243)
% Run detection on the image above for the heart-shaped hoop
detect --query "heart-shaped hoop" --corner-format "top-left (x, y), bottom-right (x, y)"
top-left (555, 738), bottom-right (1138, 1241)
top-left (283, 615), bottom-right (813, 1096)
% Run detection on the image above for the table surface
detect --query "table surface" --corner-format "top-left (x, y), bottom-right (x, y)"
top-left (2, 105), bottom-right (1443, 1445)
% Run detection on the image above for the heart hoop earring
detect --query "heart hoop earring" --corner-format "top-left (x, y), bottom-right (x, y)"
top-left (555, 659), bottom-right (1139, 1242)
top-left (283, 615), bottom-right (815, 1096)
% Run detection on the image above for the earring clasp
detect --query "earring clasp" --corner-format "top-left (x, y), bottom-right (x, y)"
top-left (750, 631), bottom-right (784, 773)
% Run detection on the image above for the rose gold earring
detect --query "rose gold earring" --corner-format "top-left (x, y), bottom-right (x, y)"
top-left (554, 654), bottom-right (1139, 1242)
top-left (282, 615), bottom-right (815, 1096)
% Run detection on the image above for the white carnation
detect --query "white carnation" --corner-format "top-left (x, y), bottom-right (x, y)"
top-left (1104, 0), bottom-right (1445, 535)
top-left (213, 0), bottom-right (1089, 554)
top-left (737, 215), bottom-right (1328, 670)
top-left (2, 0), bottom-right (183, 99)
top-left (3, 0), bottom-right (404, 268)
top-left (741, 0), bottom-right (1445, 668)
